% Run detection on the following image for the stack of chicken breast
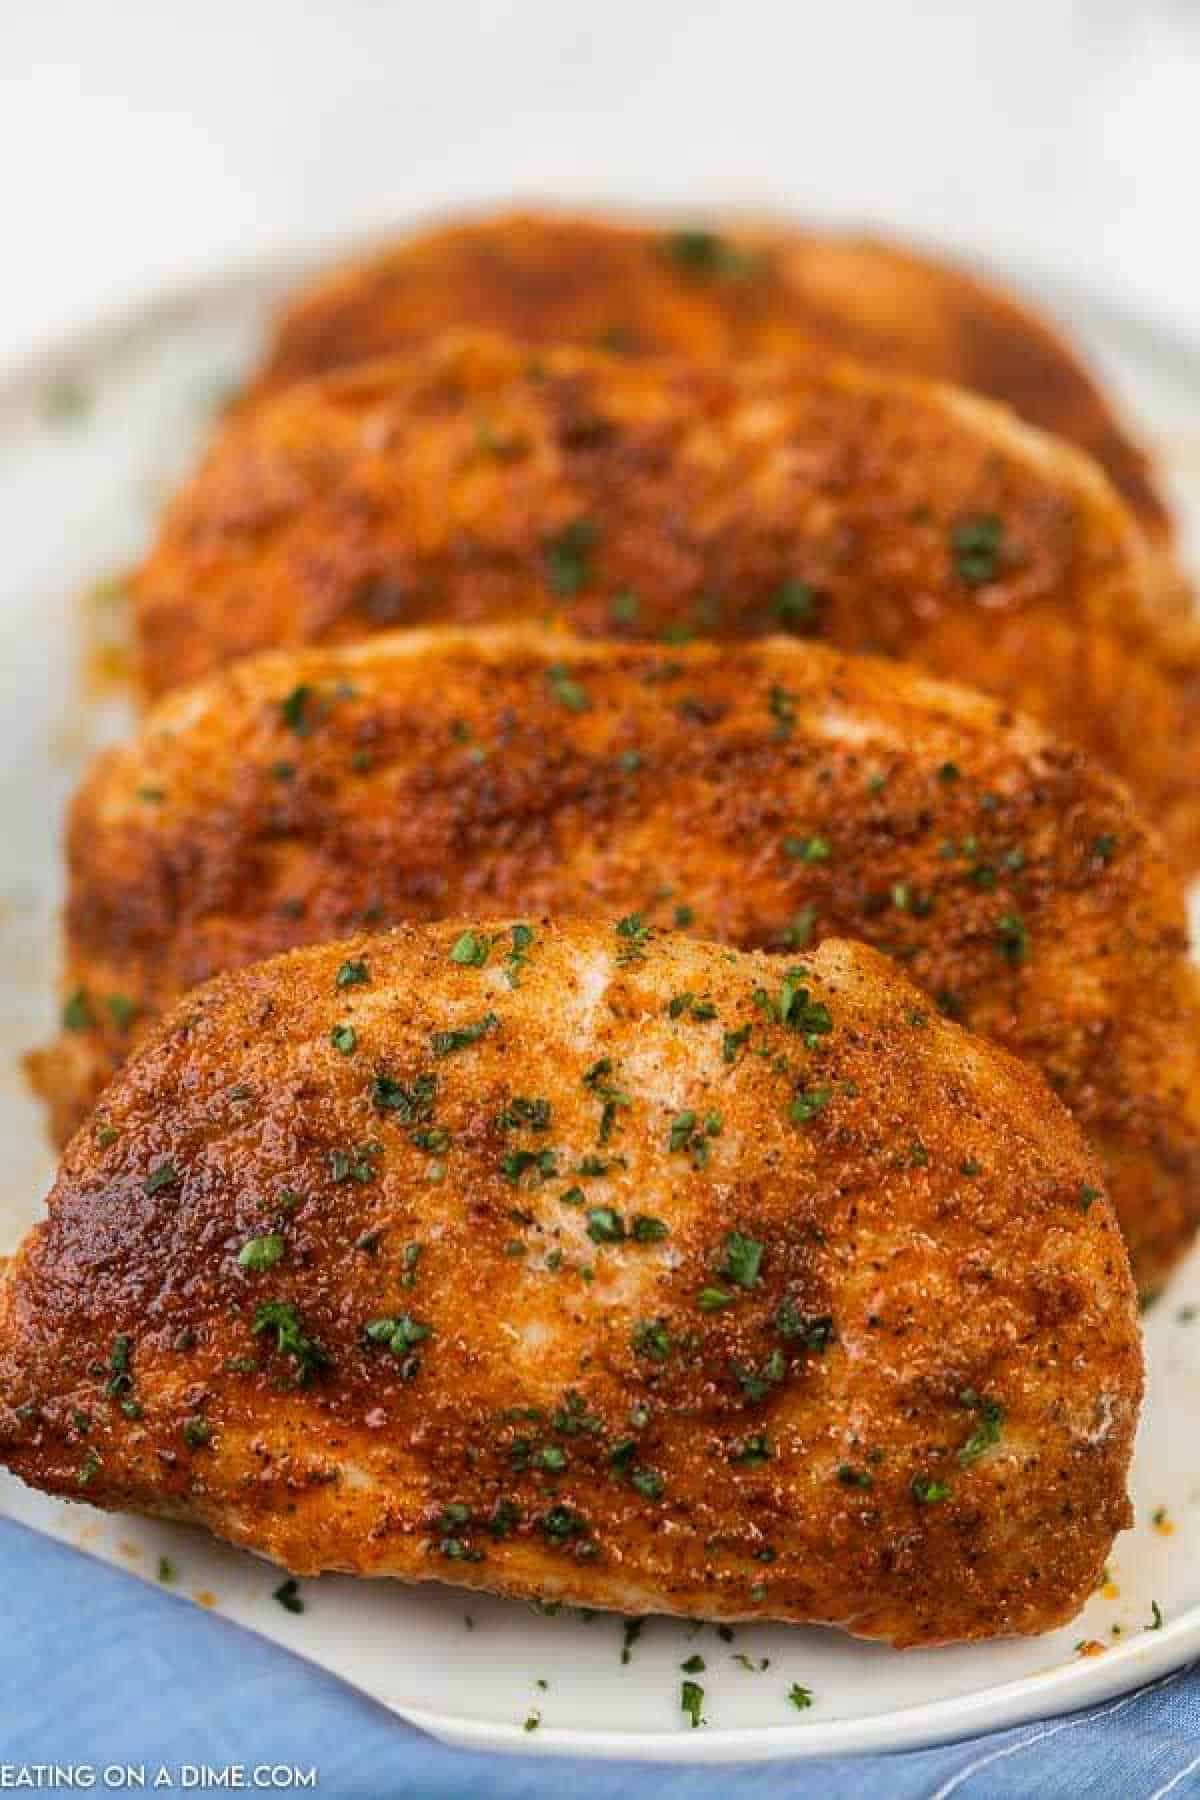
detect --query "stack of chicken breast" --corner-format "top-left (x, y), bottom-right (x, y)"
top-left (5, 208), bottom-right (1200, 1652)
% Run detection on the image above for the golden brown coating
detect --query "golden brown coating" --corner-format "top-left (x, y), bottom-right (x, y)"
top-left (36, 628), bottom-right (1200, 1291)
top-left (250, 208), bottom-right (1169, 539)
top-left (131, 333), bottom-right (1200, 869)
top-left (1, 924), bottom-right (1142, 1645)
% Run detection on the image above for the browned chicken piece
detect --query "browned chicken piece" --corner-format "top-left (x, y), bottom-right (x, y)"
top-left (249, 208), bottom-right (1170, 541)
top-left (131, 333), bottom-right (1200, 870)
top-left (1, 923), bottom-right (1142, 1645)
top-left (34, 628), bottom-right (1200, 1292)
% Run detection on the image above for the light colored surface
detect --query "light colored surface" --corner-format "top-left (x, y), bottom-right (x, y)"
top-left (3, 1), bottom-right (1200, 375)
top-left (0, 256), bottom-right (1199, 1759)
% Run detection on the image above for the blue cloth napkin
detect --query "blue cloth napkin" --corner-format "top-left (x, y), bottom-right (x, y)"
top-left (3, 1518), bottom-right (1199, 1798)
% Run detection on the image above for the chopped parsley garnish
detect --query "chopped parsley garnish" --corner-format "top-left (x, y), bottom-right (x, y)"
top-left (504, 923), bottom-right (535, 987)
top-left (280, 685), bottom-right (316, 736)
top-left (1150, 1600), bottom-right (1164, 1631)
top-left (721, 1231), bottom-right (764, 1288)
top-left (732, 1433), bottom-right (773, 1465)
top-left (77, 1450), bottom-right (101, 1487)
top-left (503, 1147), bottom-right (559, 1185)
top-left (631, 1467), bottom-right (666, 1501)
top-left (995, 912), bottom-right (1029, 966)
top-left (449, 929), bottom-right (493, 967)
top-left (614, 913), bottom-right (651, 964)
top-left (544, 519), bottom-right (599, 596)
top-left (372, 1071), bottom-right (436, 1121)
top-left (500, 1095), bottom-right (552, 1132)
top-left (182, 1416), bottom-right (212, 1449)
top-left (252, 1301), bottom-right (330, 1383)
top-left (838, 1463), bottom-right (874, 1489)
top-left (958, 1390), bottom-right (1004, 1465)
top-left (632, 1215), bottom-right (669, 1243)
top-left (775, 1304), bottom-right (833, 1351)
top-left (772, 579), bottom-right (817, 627)
top-left (680, 1678), bottom-right (705, 1728)
top-left (273, 1577), bottom-right (304, 1614)
top-left (722, 1025), bottom-right (751, 1063)
top-left (586, 1206), bottom-right (625, 1243)
top-left (431, 1013), bottom-right (498, 1057)
top-left (330, 1024), bottom-right (357, 1055)
top-left (62, 989), bottom-right (94, 1031)
top-left (143, 1160), bottom-right (179, 1197)
top-left (545, 663), bottom-right (591, 712)
top-left (662, 227), bottom-right (758, 281)
top-left (669, 992), bottom-right (717, 1021)
top-left (788, 1684), bottom-right (814, 1712)
top-left (237, 1233), bottom-right (285, 1272)
top-left (760, 970), bottom-right (833, 1043)
top-left (632, 1319), bottom-right (672, 1361)
top-left (768, 684), bottom-right (797, 739)
top-left (668, 1109), bottom-right (722, 1167)
top-left (697, 1287), bottom-right (735, 1312)
top-left (1092, 833), bottom-right (1118, 865)
top-left (681, 1653), bottom-right (706, 1673)
top-left (1080, 1183), bottom-right (1102, 1213)
top-left (541, 1505), bottom-right (589, 1544)
top-left (335, 958), bottom-right (369, 989)
top-left (951, 515), bottom-right (1005, 586)
top-left (364, 1314), bottom-right (431, 1368)
top-left (621, 1619), bottom-right (644, 1664)
top-left (911, 1475), bottom-right (951, 1505)
top-left (329, 1141), bottom-right (383, 1183)
top-left (790, 1084), bottom-right (832, 1126)
top-left (782, 833), bottom-right (831, 864)
top-left (105, 994), bottom-right (137, 1031)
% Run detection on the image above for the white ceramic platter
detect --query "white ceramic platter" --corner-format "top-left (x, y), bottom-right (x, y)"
top-left (2, 247), bottom-right (1200, 1764)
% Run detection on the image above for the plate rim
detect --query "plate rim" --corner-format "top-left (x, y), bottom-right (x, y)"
top-left (3, 234), bottom-right (1200, 1765)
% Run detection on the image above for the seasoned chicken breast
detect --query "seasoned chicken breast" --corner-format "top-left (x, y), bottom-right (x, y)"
top-left (131, 334), bottom-right (1200, 868)
top-left (249, 208), bottom-right (1169, 540)
top-left (34, 628), bottom-right (1200, 1291)
top-left (0, 924), bottom-right (1142, 1646)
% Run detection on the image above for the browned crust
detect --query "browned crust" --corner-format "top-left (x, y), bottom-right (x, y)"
top-left (1, 925), bottom-right (1142, 1645)
top-left (249, 208), bottom-right (1169, 537)
top-left (37, 628), bottom-right (1200, 1290)
top-left (132, 330), bottom-right (1200, 869)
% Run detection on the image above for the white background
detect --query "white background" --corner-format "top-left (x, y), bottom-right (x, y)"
top-left (2, 0), bottom-right (1199, 368)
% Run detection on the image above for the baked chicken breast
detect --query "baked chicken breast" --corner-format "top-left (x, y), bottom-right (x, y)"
top-left (131, 334), bottom-right (1200, 868)
top-left (2, 924), bottom-right (1142, 1645)
top-left (35, 628), bottom-right (1200, 1291)
top-left (248, 208), bottom-right (1169, 540)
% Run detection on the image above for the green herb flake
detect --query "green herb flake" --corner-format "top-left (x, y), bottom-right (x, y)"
top-left (782, 833), bottom-right (831, 864)
top-left (237, 1233), bottom-right (285, 1272)
top-left (911, 1475), bottom-right (951, 1505)
top-left (431, 1012), bottom-right (498, 1057)
top-left (615, 913), bottom-right (651, 964)
top-left (995, 912), bottom-right (1029, 966)
top-left (958, 1391), bottom-right (1004, 1466)
top-left (274, 1577), bottom-right (304, 1614)
top-left (280, 684), bottom-right (316, 736)
top-left (722, 1231), bottom-right (763, 1289)
top-left (449, 929), bottom-right (493, 967)
top-left (952, 514), bottom-right (1005, 586)
top-left (680, 1678), bottom-right (705, 1729)
top-left (62, 989), bottom-right (95, 1032)
top-left (143, 1160), bottom-right (179, 1197)
top-left (632, 1319), bottom-right (672, 1361)
top-left (252, 1301), bottom-right (330, 1384)
top-left (788, 1684), bottom-right (814, 1712)
top-left (330, 1024), bottom-right (357, 1056)
top-left (544, 520), bottom-right (599, 596)
top-left (335, 958), bottom-right (369, 990)
top-left (772, 579), bottom-right (818, 626)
